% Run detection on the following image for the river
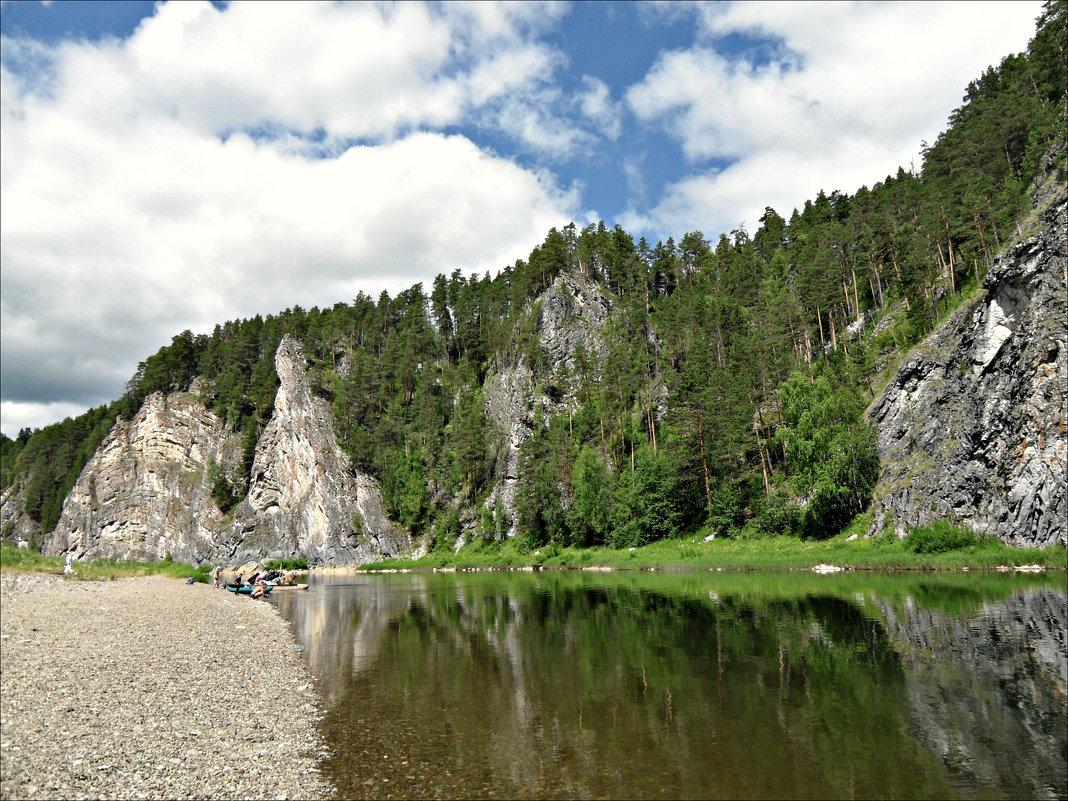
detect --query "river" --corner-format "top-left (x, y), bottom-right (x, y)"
top-left (270, 569), bottom-right (1067, 800)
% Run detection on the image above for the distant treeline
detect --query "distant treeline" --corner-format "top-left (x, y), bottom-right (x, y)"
top-left (3, 1), bottom-right (1064, 548)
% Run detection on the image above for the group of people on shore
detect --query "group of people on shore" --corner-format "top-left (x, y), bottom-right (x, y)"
top-left (211, 566), bottom-right (299, 597)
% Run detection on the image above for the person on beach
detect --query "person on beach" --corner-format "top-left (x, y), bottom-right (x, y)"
top-left (63, 551), bottom-right (75, 575)
top-left (211, 565), bottom-right (221, 588)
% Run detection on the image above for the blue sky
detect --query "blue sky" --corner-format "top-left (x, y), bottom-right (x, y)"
top-left (0, 0), bottom-right (1043, 437)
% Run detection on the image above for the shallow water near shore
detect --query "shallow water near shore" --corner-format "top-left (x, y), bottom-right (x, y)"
top-left (271, 570), bottom-right (1067, 800)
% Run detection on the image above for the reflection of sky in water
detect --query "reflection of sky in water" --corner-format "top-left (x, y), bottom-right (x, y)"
top-left (273, 572), bottom-right (1067, 801)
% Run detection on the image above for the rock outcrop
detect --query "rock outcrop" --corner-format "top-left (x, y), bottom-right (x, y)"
top-left (226, 335), bottom-right (410, 566)
top-left (868, 183), bottom-right (1067, 547)
top-left (41, 335), bottom-right (411, 566)
top-left (0, 484), bottom-right (42, 549)
top-left (44, 392), bottom-right (241, 562)
top-left (482, 271), bottom-right (612, 537)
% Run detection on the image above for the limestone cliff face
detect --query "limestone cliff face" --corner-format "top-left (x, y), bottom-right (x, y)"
top-left (868, 185), bottom-right (1066, 547)
top-left (482, 271), bottom-right (612, 537)
top-left (226, 335), bottom-right (411, 566)
top-left (44, 392), bottom-right (241, 562)
top-left (0, 484), bottom-right (41, 548)
top-left (41, 335), bottom-right (411, 566)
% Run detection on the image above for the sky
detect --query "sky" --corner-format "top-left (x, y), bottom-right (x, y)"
top-left (0, 0), bottom-right (1043, 438)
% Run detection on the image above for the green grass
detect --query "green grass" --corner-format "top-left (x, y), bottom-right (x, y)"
top-left (4, 525), bottom-right (1064, 578)
top-left (0, 545), bottom-right (214, 582)
top-left (362, 526), bottom-right (1067, 573)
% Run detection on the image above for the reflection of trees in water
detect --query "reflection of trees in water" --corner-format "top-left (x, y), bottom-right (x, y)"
top-left (278, 574), bottom-right (1066, 800)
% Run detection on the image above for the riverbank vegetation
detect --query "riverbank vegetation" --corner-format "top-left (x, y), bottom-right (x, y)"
top-left (2, 536), bottom-right (1063, 579)
top-left (2, 3), bottom-right (1065, 554)
top-left (0, 545), bottom-right (212, 582)
top-left (364, 521), bottom-right (1067, 572)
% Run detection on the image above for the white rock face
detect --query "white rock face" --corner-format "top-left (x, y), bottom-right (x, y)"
top-left (972, 297), bottom-right (1014, 372)
top-left (228, 335), bottom-right (410, 565)
top-left (38, 336), bottom-right (412, 566)
top-left (44, 393), bottom-right (241, 562)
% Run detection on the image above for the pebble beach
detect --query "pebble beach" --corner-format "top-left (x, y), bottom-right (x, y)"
top-left (0, 572), bottom-right (336, 800)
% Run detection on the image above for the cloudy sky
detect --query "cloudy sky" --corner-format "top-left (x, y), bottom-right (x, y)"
top-left (0, 0), bottom-right (1042, 437)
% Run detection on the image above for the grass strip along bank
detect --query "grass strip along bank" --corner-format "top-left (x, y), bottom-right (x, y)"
top-left (0, 546), bottom-right (214, 581)
top-left (364, 534), bottom-right (1066, 573)
top-left (362, 518), bottom-right (1067, 573)
top-left (4, 524), bottom-right (1064, 580)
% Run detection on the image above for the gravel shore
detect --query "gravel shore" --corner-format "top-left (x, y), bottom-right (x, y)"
top-left (0, 572), bottom-right (337, 801)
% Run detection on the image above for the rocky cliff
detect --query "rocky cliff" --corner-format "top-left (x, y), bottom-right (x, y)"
top-left (16, 175), bottom-right (1065, 563)
top-left (868, 181), bottom-right (1067, 547)
top-left (0, 484), bottom-right (39, 549)
top-left (42, 335), bottom-right (411, 566)
top-left (482, 271), bottom-right (612, 538)
top-left (43, 392), bottom-right (242, 562)
top-left (227, 335), bottom-right (411, 566)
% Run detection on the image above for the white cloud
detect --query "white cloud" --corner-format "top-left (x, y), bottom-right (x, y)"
top-left (0, 401), bottom-right (93, 438)
top-left (464, 45), bottom-right (558, 107)
top-left (576, 75), bottom-right (622, 140)
top-left (94, 2), bottom-right (463, 140)
top-left (622, 154), bottom-right (648, 208)
top-left (624, 0), bottom-right (1042, 237)
top-left (7, 1), bottom-right (572, 146)
top-left (494, 88), bottom-right (600, 156)
top-left (0, 1), bottom-right (580, 437)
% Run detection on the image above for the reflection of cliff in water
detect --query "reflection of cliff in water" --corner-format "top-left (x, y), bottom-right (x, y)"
top-left (876, 587), bottom-right (1067, 800)
top-left (271, 576), bottom-right (429, 705)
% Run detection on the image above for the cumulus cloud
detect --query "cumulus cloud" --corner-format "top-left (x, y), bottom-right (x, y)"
top-left (624, 0), bottom-right (1041, 237)
top-left (23, 1), bottom-right (561, 145)
top-left (576, 75), bottom-right (622, 140)
top-left (0, 1), bottom-right (581, 436)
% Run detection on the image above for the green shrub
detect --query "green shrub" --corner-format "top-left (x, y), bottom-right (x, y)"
top-left (265, 556), bottom-right (308, 570)
top-left (208, 458), bottom-right (241, 514)
top-left (751, 488), bottom-right (802, 537)
top-left (906, 521), bottom-right (986, 553)
top-left (430, 509), bottom-right (461, 553)
top-left (734, 524), bottom-right (776, 541)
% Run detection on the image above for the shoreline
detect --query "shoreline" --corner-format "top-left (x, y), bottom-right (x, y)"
top-left (0, 572), bottom-right (336, 801)
top-left (350, 562), bottom-right (1057, 574)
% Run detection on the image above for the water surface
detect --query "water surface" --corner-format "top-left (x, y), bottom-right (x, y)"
top-left (272, 570), bottom-right (1067, 800)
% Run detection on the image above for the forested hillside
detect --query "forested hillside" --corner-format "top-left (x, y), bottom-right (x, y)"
top-left (3, 1), bottom-right (1064, 552)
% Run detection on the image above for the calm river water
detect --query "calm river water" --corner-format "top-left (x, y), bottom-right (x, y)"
top-left (271, 570), bottom-right (1067, 800)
